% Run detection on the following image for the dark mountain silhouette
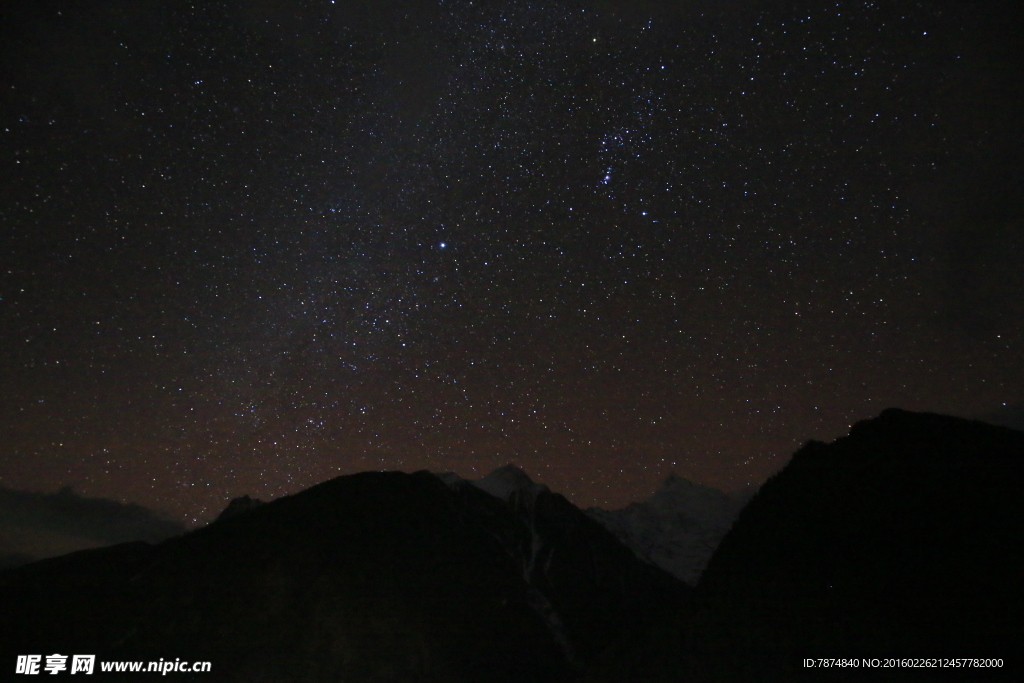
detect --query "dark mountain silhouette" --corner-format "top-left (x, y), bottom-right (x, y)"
top-left (0, 485), bottom-right (185, 570)
top-left (679, 409), bottom-right (1024, 681)
top-left (4, 410), bottom-right (1020, 680)
top-left (213, 494), bottom-right (265, 522)
top-left (0, 468), bottom-right (686, 682)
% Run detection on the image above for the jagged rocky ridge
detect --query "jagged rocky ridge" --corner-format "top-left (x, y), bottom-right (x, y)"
top-left (0, 467), bottom-right (686, 682)
top-left (213, 493), bottom-right (265, 522)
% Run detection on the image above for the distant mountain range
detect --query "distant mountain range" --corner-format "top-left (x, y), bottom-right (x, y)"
top-left (436, 465), bottom-right (747, 587)
top-left (2, 408), bottom-right (1021, 680)
top-left (0, 486), bottom-right (184, 570)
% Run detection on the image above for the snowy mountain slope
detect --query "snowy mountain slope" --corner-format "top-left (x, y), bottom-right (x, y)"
top-left (435, 466), bottom-right (688, 666)
top-left (586, 474), bottom-right (752, 586)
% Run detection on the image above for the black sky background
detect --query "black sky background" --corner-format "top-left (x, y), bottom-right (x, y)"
top-left (1, 0), bottom-right (1021, 523)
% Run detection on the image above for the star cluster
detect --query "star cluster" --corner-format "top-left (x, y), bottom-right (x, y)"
top-left (1, 0), bottom-right (1021, 522)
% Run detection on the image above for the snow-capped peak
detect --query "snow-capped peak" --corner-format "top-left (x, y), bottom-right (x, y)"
top-left (433, 472), bottom-right (466, 488)
top-left (585, 474), bottom-right (752, 586)
top-left (472, 465), bottom-right (550, 503)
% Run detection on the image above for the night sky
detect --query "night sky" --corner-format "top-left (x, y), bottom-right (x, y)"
top-left (2, 0), bottom-right (1021, 524)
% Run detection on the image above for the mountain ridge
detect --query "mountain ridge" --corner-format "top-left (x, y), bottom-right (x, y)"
top-left (1, 468), bottom-right (687, 682)
top-left (680, 407), bottom-right (1024, 680)
top-left (3, 408), bottom-right (1020, 680)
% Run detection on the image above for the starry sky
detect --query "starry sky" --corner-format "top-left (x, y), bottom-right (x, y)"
top-left (2, 0), bottom-right (1021, 523)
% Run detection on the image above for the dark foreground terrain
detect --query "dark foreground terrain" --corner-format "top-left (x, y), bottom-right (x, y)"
top-left (2, 409), bottom-right (1021, 681)
top-left (679, 409), bottom-right (1024, 681)
top-left (0, 467), bottom-right (685, 681)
